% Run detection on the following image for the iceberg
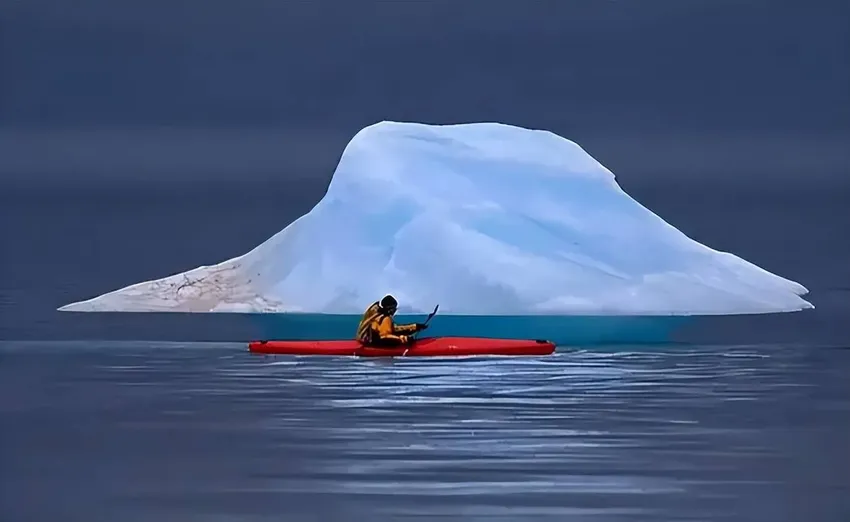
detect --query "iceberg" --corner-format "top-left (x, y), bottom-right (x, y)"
top-left (59, 121), bottom-right (812, 342)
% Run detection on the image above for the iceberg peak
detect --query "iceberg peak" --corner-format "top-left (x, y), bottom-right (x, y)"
top-left (59, 121), bottom-right (813, 316)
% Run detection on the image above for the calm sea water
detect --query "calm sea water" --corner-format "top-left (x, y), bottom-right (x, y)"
top-left (1, 180), bottom-right (849, 521)
top-left (2, 341), bottom-right (848, 521)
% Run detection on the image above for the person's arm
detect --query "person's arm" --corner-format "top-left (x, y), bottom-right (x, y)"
top-left (392, 321), bottom-right (420, 335)
top-left (374, 316), bottom-right (411, 342)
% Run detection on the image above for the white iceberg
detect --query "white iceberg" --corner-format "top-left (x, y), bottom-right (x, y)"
top-left (59, 121), bottom-right (812, 317)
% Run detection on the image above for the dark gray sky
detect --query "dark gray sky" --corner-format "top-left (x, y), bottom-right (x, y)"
top-left (1, 0), bottom-right (848, 184)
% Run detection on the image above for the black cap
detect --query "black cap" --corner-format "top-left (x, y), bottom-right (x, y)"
top-left (380, 294), bottom-right (398, 310)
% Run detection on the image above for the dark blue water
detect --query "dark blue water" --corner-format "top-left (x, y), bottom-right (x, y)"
top-left (2, 341), bottom-right (849, 521)
top-left (1, 180), bottom-right (849, 521)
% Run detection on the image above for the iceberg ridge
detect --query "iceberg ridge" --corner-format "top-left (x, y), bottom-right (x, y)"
top-left (59, 121), bottom-right (812, 317)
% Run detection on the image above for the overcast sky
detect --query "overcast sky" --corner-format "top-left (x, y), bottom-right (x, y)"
top-left (1, 0), bottom-right (848, 184)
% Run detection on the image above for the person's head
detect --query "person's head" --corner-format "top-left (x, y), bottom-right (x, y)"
top-left (379, 294), bottom-right (398, 315)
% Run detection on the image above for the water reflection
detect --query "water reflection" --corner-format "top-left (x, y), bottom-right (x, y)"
top-left (1, 341), bottom-right (848, 521)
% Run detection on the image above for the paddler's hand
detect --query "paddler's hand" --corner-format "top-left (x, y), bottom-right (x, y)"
top-left (400, 335), bottom-right (410, 344)
top-left (415, 323), bottom-right (429, 331)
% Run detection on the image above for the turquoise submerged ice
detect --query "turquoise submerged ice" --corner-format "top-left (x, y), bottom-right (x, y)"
top-left (59, 121), bottom-right (813, 320)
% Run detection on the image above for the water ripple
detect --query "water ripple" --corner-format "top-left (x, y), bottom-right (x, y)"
top-left (1, 341), bottom-right (849, 521)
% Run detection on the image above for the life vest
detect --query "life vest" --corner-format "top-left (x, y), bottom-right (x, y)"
top-left (356, 301), bottom-right (387, 343)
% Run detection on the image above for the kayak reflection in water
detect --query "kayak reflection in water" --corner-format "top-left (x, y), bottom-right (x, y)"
top-left (356, 294), bottom-right (429, 347)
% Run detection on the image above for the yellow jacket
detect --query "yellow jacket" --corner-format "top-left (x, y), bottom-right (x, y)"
top-left (356, 301), bottom-right (419, 344)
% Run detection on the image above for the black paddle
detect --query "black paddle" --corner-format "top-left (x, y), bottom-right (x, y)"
top-left (423, 304), bottom-right (439, 326)
top-left (402, 305), bottom-right (439, 354)
top-left (410, 304), bottom-right (439, 342)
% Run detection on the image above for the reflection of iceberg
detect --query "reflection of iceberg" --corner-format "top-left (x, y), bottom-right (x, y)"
top-left (59, 121), bottom-right (812, 341)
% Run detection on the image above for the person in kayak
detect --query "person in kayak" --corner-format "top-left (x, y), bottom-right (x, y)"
top-left (356, 294), bottom-right (428, 346)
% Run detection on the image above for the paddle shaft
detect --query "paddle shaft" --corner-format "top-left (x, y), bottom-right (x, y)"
top-left (423, 304), bottom-right (439, 326)
top-left (411, 304), bottom-right (439, 340)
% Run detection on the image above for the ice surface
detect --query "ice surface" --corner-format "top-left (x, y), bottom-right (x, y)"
top-left (59, 121), bottom-right (813, 316)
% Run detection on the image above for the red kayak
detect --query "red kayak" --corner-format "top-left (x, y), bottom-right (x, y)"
top-left (248, 337), bottom-right (556, 357)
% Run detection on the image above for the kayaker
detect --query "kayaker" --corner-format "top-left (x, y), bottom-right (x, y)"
top-left (356, 294), bottom-right (428, 346)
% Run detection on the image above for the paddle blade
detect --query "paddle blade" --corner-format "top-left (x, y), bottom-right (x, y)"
top-left (425, 304), bottom-right (439, 324)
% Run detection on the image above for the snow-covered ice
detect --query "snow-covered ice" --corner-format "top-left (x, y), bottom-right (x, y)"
top-left (59, 121), bottom-right (812, 316)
